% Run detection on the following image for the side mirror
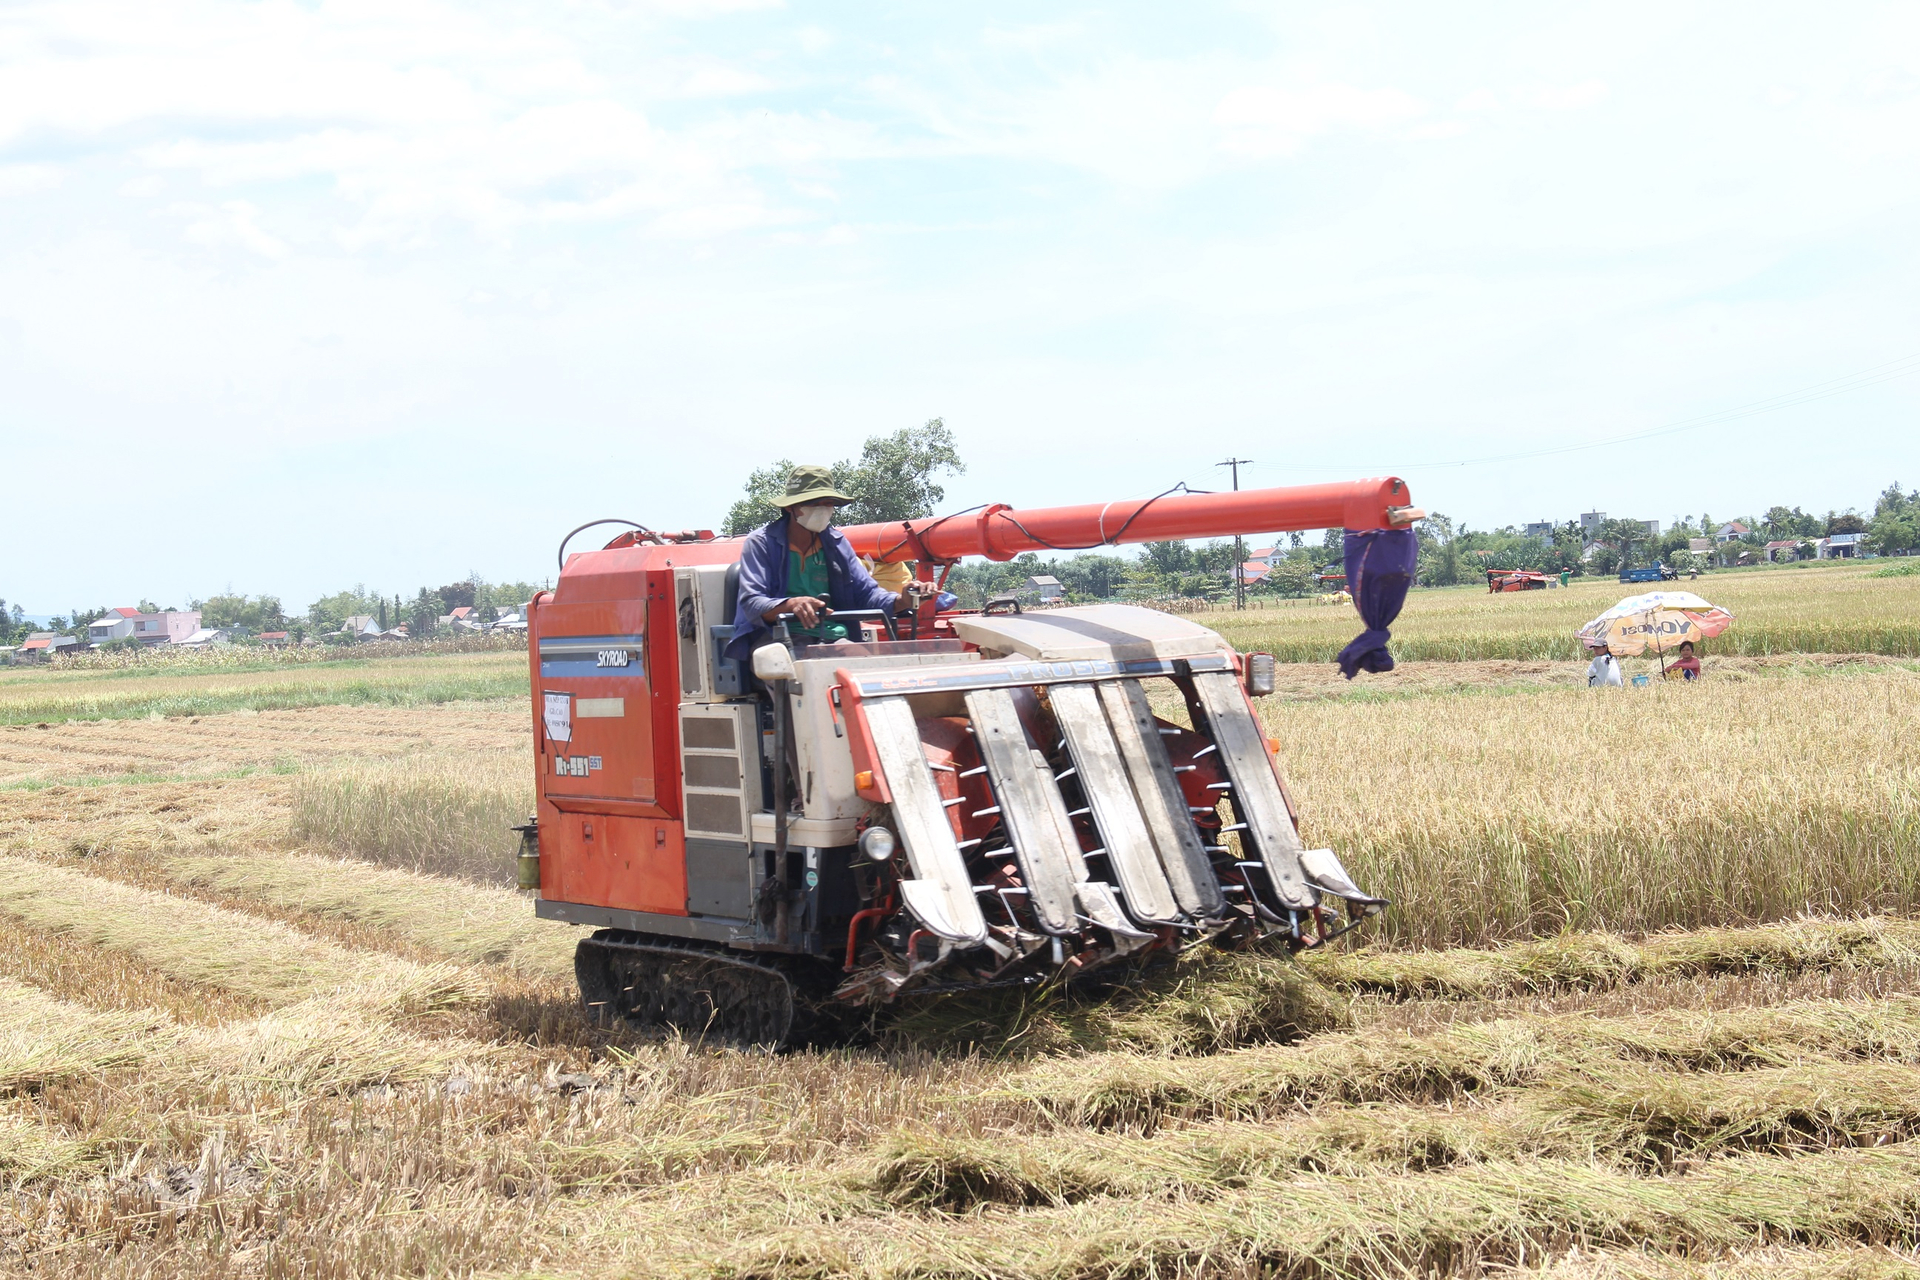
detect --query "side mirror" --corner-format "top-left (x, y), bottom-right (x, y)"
top-left (752, 643), bottom-right (796, 683)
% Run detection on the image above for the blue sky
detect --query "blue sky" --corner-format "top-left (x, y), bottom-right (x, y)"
top-left (3, 0), bottom-right (1917, 613)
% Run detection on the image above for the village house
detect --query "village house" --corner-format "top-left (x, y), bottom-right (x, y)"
top-left (15, 632), bottom-right (80, 662)
top-left (1023, 575), bottom-right (1065, 603)
top-left (1764, 540), bottom-right (1800, 563)
top-left (1819, 533), bottom-right (1866, 560)
top-left (88, 607), bottom-right (202, 646)
top-left (435, 605), bottom-right (485, 633)
top-left (1716, 521), bottom-right (1750, 542)
top-left (176, 628), bottom-right (233, 648)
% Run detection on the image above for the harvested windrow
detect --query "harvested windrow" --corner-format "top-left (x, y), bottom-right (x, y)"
top-left (0, 856), bottom-right (482, 1014)
top-left (1014, 994), bottom-right (1920, 1129)
top-left (881, 1058), bottom-right (1920, 1210)
top-left (724, 1143), bottom-right (1920, 1280)
top-left (1306, 916), bottom-right (1920, 1002)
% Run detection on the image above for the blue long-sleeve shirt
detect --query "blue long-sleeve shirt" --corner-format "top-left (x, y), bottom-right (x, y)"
top-left (726, 514), bottom-right (901, 661)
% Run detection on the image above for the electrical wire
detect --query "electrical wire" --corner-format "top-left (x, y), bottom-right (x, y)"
top-left (995, 481), bottom-right (1206, 552)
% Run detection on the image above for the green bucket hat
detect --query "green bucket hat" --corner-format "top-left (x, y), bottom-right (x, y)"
top-left (770, 463), bottom-right (855, 508)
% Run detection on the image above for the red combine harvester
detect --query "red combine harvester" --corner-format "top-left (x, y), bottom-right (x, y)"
top-left (521, 478), bottom-right (1421, 1044)
top-left (1486, 569), bottom-right (1551, 593)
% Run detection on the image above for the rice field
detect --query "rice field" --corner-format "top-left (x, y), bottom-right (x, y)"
top-left (2, 625), bottom-right (1918, 1276)
top-left (1202, 559), bottom-right (1920, 662)
top-left (0, 651), bottom-right (526, 725)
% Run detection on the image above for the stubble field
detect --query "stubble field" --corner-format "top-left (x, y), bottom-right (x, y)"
top-left (2, 577), bottom-right (1918, 1279)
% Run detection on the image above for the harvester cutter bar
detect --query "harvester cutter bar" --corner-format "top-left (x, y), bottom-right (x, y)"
top-left (963, 687), bottom-right (1089, 935)
top-left (863, 696), bottom-right (990, 946)
top-left (1189, 670), bottom-right (1318, 912)
top-left (1049, 683), bottom-right (1183, 926)
top-left (1097, 680), bottom-right (1227, 920)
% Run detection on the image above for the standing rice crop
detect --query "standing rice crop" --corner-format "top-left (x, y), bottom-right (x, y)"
top-left (1267, 668), bottom-right (1920, 947)
top-left (291, 752), bottom-right (533, 884)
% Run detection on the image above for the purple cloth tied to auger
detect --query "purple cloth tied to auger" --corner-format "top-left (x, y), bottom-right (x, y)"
top-left (1337, 527), bottom-right (1418, 680)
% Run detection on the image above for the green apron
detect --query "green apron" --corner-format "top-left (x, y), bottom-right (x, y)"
top-left (787, 548), bottom-right (849, 643)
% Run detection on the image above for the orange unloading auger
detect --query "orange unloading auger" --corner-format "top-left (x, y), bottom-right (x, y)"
top-left (836, 476), bottom-right (1422, 566)
top-left (835, 476), bottom-right (1422, 628)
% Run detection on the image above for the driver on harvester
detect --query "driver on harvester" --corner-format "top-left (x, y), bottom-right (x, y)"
top-left (725, 464), bottom-right (931, 661)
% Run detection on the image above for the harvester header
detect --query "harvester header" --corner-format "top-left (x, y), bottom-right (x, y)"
top-left (839, 476), bottom-right (1423, 564)
top-left (524, 472), bottom-right (1421, 1046)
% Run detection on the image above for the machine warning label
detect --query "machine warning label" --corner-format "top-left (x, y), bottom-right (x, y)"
top-left (543, 691), bottom-right (572, 743)
top-left (553, 755), bottom-right (602, 777)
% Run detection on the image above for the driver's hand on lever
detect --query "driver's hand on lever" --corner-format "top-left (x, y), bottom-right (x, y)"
top-left (767, 597), bottom-right (830, 628)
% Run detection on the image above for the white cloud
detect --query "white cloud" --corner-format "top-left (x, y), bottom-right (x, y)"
top-left (1213, 80), bottom-right (1428, 156)
top-left (0, 0), bottom-right (832, 245)
top-left (172, 200), bottom-right (289, 257)
top-left (0, 163), bottom-right (59, 194)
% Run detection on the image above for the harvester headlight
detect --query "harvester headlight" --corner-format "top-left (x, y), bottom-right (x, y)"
top-left (1245, 652), bottom-right (1276, 697)
top-left (859, 826), bottom-right (897, 862)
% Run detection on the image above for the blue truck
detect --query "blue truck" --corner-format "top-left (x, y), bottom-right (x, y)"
top-left (1619, 564), bottom-right (1674, 584)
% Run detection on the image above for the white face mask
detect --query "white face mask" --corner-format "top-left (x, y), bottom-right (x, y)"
top-left (793, 505), bottom-right (835, 533)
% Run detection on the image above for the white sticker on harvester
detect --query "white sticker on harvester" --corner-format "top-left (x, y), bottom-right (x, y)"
top-left (543, 691), bottom-right (572, 743)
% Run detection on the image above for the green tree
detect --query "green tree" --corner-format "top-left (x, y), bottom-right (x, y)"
top-left (1595, 518), bottom-right (1650, 571)
top-left (436, 580), bottom-right (477, 611)
top-left (307, 585), bottom-right (385, 632)
top-left (1416, 513), bottom-right (1460, 586)
top-left (408, 589), bottom-right (444, 638)
top-left (721, 419), bottom-right (964, 536)
top-left (1867, 483), bottom-right (1920, 555)
top-left (193, 593), bottom-right (287, 631)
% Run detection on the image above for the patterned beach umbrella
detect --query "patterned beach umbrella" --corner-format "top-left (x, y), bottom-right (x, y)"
top-left (1577, 590), bottom-right (1734, 657)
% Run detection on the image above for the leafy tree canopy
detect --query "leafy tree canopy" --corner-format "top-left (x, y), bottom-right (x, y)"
top-left (721, 419), bottom-right (964, 536)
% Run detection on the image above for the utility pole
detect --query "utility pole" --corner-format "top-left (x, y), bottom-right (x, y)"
top-left (1217, 457), bottom-right (1253, 610)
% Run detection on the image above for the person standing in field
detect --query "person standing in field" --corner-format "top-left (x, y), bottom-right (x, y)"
top-left (1587, 644), bottom-right (1623, 687)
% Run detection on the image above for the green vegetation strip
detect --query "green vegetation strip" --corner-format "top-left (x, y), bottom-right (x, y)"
top-left (0, 763), bottom-right (300, 792)
top-left (0, 672), bottom-right (525, 725)
top-left (721, 1144), bottom-right (1920, 1280)
top-left (1013, 995), bottom-right (1920, 1129)
top-left (0, 653), bottom-right (526, 725)
top-left (0, 857), bottom-right (480, 1012)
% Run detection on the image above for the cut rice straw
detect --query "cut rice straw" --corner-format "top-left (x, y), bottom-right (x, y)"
top-left (1308, 916), bottom-right (1920, 1001)
top-left (720, 1142), bottom-right (1920, 1280)
top-left (879, 1058), bottom-right (1920, 1210)
top-left (160, 849), bottom-right (574, 978)
top-left (1015, 994), bottom-right (1920, 1130)
top-left (0, 855), bottom-right (481, 1014)
top-left (0, 976), bottom-right (175, 1095)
